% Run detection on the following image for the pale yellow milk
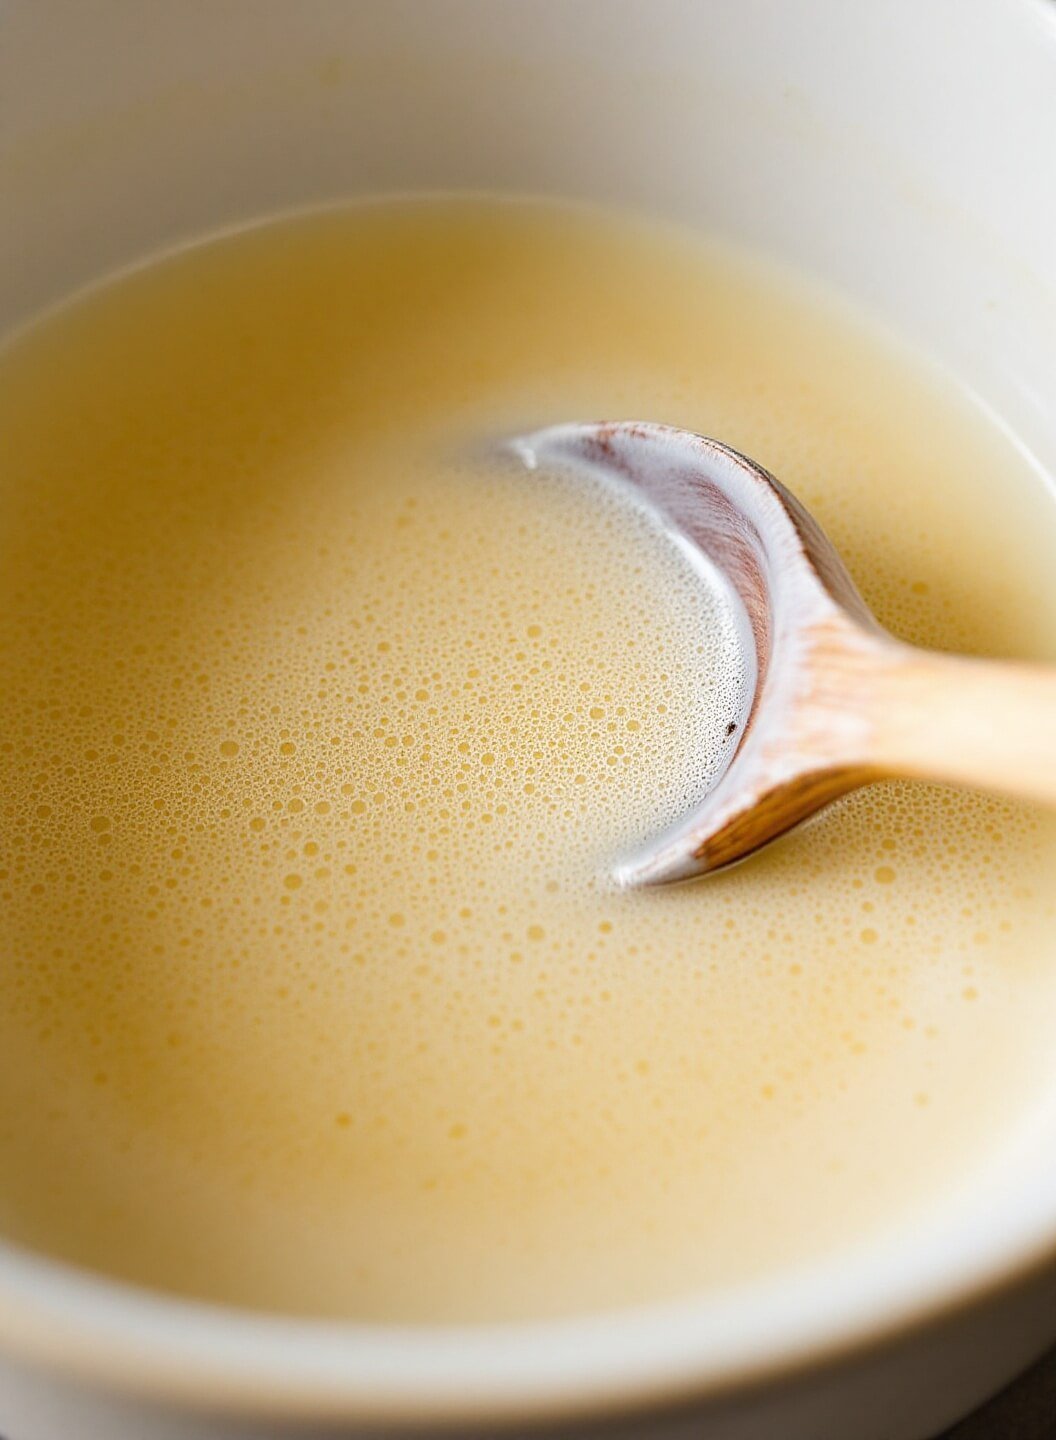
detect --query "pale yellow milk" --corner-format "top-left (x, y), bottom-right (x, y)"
top-left (1, 199), bottom-right (1055, 1321)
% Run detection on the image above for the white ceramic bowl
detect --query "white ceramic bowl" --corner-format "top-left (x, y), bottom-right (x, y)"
top-left (2, 3), bottom-right (1056, 1437)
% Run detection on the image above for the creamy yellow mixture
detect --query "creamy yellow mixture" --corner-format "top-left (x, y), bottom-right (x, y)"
top-left (1, 199), bottom-right (1055, 1321)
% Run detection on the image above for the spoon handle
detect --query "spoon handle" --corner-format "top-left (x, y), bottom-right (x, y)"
top-left (866, 645), bottom-right (1056, 806)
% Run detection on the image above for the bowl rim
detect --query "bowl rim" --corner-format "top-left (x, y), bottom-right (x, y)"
top-left (2, 188), bottom-right (1056, 1434)
top-left (0, 1116), bottom-right (1055, 1426)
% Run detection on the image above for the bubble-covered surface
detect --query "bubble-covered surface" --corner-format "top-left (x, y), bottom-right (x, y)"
top-left (0, 198), bottom-right (1055, 1322)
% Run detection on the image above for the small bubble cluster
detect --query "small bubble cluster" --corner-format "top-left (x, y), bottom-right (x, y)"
top-left (0, 197), bottom-right (1054, 1322)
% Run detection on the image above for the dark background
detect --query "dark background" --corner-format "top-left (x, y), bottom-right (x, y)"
top-left (943, 1344), bottom-right (1056, 1437)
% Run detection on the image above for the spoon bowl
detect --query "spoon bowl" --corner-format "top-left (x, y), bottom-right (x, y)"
top-left (510, 422), bottom-right (1056, 885)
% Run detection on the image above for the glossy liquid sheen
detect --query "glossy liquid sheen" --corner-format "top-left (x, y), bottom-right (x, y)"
top-left (1, 200), bottom-right (1056, 1322)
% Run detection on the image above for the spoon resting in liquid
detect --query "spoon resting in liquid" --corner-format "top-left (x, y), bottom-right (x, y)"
top-left (509, 422), bottom-right (1056, 885)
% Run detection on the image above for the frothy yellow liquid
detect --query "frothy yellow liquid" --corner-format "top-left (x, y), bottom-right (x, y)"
top-left (1, 200), bottom-right (1056, 1321)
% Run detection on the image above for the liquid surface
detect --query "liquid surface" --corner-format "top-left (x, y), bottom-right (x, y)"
top-left (1, 200), bottom-right (1056, 1322)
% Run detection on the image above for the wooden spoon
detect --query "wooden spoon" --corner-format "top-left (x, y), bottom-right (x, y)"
top-left (509, 421), bottom-right (1056, 885)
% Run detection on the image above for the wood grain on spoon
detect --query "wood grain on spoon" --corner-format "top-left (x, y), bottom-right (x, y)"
top-left (508, 422), bottom-right (1056, 885)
